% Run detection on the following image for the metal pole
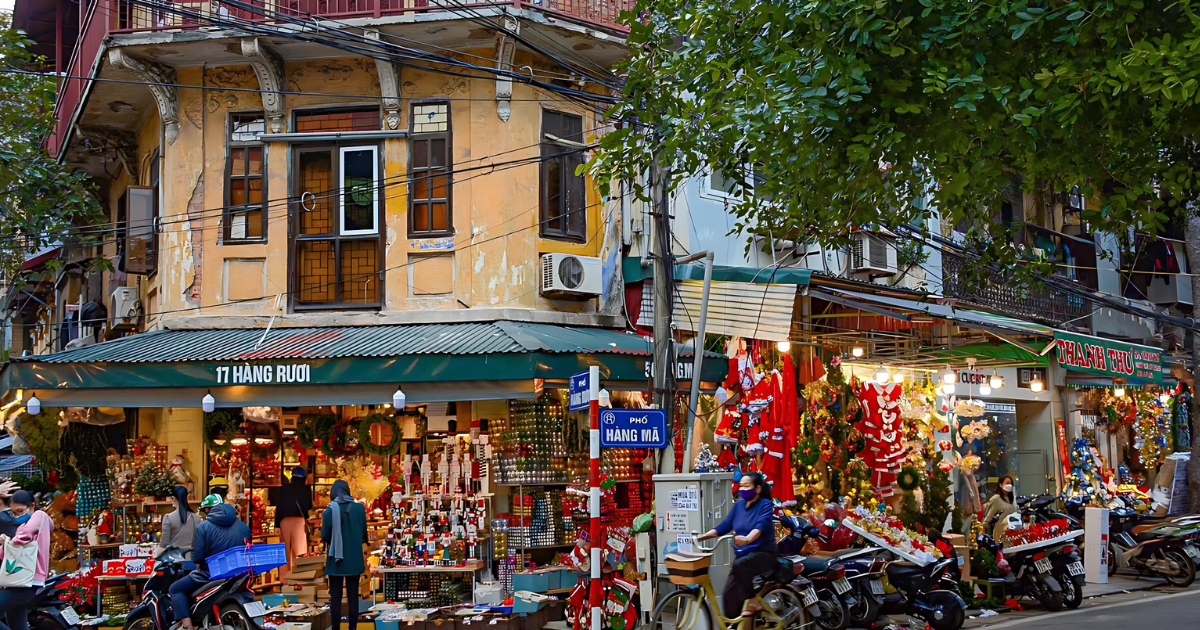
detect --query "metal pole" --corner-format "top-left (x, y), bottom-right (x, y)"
top-left (588, 365), bottom-right (602, 630)
top-left (682, 250), bottom-right (714, 472)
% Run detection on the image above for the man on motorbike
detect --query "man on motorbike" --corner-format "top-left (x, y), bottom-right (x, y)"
top-left (168, 497), bottom-right (250, 629)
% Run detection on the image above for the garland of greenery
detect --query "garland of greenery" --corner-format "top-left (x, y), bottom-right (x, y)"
top-left (896, 465), bottom-right (922, 492)
top-left (204, 410), bottom-right (241, 454)
top-left (296, 414), bottom-right (337, 450)
top-left (358, 414), bottom-right (403, 456)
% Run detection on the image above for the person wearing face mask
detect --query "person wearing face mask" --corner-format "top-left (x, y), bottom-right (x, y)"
top-left (696, 472), bottom-right (776, 618)
top-left (983, 475), bottom-right (1018, 539)
top-left (0, 491), bottom-right (53, 630)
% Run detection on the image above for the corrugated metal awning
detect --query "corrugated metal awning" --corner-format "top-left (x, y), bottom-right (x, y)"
top-left (640, 280), bottom-right (798, 342)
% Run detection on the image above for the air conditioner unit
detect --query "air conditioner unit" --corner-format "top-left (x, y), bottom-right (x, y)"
top-left (110, 286), bottom-right (140, 329)
top-left (850, 233), bottom-right (898, 278)
top-left (540, 253), bottom-right (602, 297)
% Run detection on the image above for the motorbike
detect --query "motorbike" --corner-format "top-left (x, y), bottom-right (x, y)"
top-left (1107, 508), bottom-right (1197, 587)
top-left (836, 522), bottom-right (965, 630)
top-left (28, 572), bottom-right (81, 630)
top-left (830, 548), bottom-right (887, 628)
top-left (777, 517), bottom-right (850, 630)
top-left (976, 532), bottom-right (1065, 611)
top-left (123, 549), bottom-right (263, 630)
top-left (1015, 495), bottom-right (1086, 609)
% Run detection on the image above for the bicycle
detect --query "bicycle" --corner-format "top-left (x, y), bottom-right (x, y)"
top-left (648, 535), bottom-right (816, 630)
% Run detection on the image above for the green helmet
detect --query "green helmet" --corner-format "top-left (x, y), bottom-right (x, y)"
top-left (200, 494), bottom-right (224, 510)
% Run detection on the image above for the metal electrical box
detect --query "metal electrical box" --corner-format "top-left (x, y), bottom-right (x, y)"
top-left (653, 472), bottom-right (737, 596)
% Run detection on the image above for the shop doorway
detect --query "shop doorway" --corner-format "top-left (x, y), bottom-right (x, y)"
top-left (1016, 449), bottom-right (1050, 497)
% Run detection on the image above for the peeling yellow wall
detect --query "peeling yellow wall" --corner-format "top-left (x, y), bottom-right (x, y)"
top-left (111, 50), bottom-right (608, 324)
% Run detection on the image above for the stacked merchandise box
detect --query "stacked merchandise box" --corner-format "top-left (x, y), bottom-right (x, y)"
top-left (284, 555), bottom-right (329, 604)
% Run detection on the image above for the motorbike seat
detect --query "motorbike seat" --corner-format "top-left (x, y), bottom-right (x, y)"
top-left (1133, 530), bottom-right (1161, 543)
top-left (885, 562), bottom-right (926, 581)
top-left (801, 556), bottom-right (835, 573)
top-left (190, 580), bottom-right (224, 598)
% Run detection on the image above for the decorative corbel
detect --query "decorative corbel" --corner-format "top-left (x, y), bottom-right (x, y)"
top-left (107, 49), bottom-right (179, 144)
top-left (76, 125), bottom-right (139, 182)
top-left (239, 38), bottom-right (287, 134)
top-left (493, 16), bottom-right (519, 123)
top-left (366, 31), bottom-right (402, 130)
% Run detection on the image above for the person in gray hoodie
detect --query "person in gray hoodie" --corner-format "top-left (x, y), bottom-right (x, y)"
top-left (168, 502), bottom-right (251, 628)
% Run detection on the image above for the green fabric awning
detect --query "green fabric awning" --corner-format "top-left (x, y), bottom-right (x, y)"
top-left (622, 256), bottom-right (812, 285)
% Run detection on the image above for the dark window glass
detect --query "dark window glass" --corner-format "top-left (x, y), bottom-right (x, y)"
top-left (540, 110), bottom-right (586, 241)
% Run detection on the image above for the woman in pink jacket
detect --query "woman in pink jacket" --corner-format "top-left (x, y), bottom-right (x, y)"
top-left (0, 491), bottom-right (53, 630)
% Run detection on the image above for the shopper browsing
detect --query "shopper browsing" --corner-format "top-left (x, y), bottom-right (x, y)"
top-left (322, 480), bottom-right (368, 630)
top-left (169, 502), bottom-right (250, 629)
top-left (0, 491), bottom-right (54, 630)
top-left (696, 472), bottom-right (776, 618)
top-left (157, 486), bottom-right (197, 559)
top-left (276, 466), bottom-right (313, 577)
top-left (982, 475), bottom-right (1018, 539)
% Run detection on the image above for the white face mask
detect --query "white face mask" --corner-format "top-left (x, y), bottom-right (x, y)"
top-left (1002, 484), bottom-right (1014, 493)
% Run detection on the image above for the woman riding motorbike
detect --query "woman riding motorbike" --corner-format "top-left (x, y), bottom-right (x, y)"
top-left (696, 472), bottom-right (776, 618)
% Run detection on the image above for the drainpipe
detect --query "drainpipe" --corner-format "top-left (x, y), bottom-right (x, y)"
top-left (682, 250), bottom-right (714, 472)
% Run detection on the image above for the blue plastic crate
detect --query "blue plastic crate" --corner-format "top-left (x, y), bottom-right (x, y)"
top-left (206, 543), bottom-right (288, 580)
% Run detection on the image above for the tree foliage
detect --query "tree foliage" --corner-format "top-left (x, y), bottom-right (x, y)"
top-left (0, 14), bottom-right (103, 278)
top-left (595, 0), bottom-right (1200, 264)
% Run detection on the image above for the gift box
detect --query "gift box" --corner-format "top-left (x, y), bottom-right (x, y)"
top-left (102, 560), bottom-right (127, 576)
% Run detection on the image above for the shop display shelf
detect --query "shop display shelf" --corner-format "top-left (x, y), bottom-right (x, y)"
top-left (494, 482), bottom-right (572, 487)
top-left (375, 559), bottom-right (486, 573)
top-left (507, 543), bottom-right (574, 550)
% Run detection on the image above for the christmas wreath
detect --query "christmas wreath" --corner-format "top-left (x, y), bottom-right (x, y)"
top-left (248, 422), bottom-right (281, 458)
top-left (321, 417), bottom-right (359, 458)
top-left (358, 414), bottom-right (403, 456)
top-left (795, 439), bottom-right (820, 467)
top-left (296, 413), bottom-right (337, 450)
top-left (897, 465), bottom-right (922, 492)
top-left (204, 410), bottom-right (241, 455)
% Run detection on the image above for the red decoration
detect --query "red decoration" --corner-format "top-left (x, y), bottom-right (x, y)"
top-left (855, 381), bottom-right (905, 497)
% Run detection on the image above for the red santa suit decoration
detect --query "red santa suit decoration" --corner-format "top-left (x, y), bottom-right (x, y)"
top-left (855, 380), bottom-right (905, 498)
top-left (758, 355), bottom-right (799, 505)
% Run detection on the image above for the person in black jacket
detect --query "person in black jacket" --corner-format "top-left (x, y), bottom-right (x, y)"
top-left (169, 502), bottom-right (250, 629)
top-left (276, 467), bottom-right (313, 577)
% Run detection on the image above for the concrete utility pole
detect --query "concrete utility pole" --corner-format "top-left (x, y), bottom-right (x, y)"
top-left (649, 157), bottom-right (676, 470)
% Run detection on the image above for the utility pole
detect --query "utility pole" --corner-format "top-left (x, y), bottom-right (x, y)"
top-left (649, 156), bottom-right (676, 471)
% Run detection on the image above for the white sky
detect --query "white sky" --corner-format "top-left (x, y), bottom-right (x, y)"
top-left (0, 1), bottom-right (14, 16)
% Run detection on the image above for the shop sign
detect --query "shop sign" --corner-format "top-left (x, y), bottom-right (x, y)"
top-left (643, 359), bottom-right (696, 381)
top-left (957, 371), bottom-right (988, 385)
top-left (1052, 330), bottom-right (1163, 383)
top-left (600, 408), bottom-right (669, 448)
top-left (568, 371), bottom-right (590, 411)
top-left (214, 363), bottom-right (312, 385)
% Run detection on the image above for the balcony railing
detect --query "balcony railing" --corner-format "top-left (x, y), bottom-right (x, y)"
top-left (50, 0), bottom-right (631, 156)
top-left (942, 252), bottom-right (1093, 325)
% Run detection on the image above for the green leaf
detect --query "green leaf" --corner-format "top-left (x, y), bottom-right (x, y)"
top-left (1067, 10), bottom-right (1086, 20)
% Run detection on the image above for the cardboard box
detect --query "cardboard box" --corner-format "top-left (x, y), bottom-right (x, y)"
top-left (277, 624), bottom-right (312, 630)
top-left (102, 559), bottom-right (127, 576)
top-left (293, 555), bottom-right (327, 569)
top-left (289, 568), bottom-right (324, 581)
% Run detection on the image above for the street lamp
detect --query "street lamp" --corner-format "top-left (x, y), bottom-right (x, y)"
top-left (25, 392), bottom-right (39, 416)
top-left (941, 365), bottom-right (955, 385)
top-left (598, 388), bottom-right (612, 408)
top-left (777, 340), bottom-right (791, 353)
top-left (202, 390), bottom-right (215, 413)
top-left (852, 346), bottom-right (864, 358)
top-left (989, 370), bottom-right (1003, 390)
top-left (393, 386), bottom-right (406, 409)
top-left (1030, 374), bottom-right (1044, 393)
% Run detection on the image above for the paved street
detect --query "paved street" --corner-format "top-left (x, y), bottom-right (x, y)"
top-left (958, 585), bottom-right (1200, 630)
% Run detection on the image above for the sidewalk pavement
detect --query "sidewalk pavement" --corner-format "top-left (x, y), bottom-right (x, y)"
top-left (960, 574), bottom-right (1171, 629)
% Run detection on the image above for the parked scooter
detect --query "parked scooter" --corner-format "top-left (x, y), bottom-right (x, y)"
top-left (833, 548), bottom-right (887, 628)
top-left (976, 532), bottom-right (1066, 611)
top-left (1014, 495), bottom-right (1085, 609)
top-left (1107, 508), bottom-right (1197, 587)
top-left (778, 517), bottom-right (850, 630)
top-left (28, 572), bottom-right (81, 630)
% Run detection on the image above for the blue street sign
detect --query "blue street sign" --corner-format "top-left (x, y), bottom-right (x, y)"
top-left (568, 371), bottom-right (590, 411)
top-left (600, 409), bottom-right (669, 448)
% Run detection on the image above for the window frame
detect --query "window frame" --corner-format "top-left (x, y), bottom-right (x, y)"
top-left (223, 112), bottom-right (269, 244)
top-left (408, 101), bottom-right (453, 238)
top-left (539, 109), bottom-right (587, 243)
top-left (338, 145), bottom-right (380, 237)
top-left (123, 184), bottom-right (158, 275)
top-left (289, 142), bottom-right (385, 311)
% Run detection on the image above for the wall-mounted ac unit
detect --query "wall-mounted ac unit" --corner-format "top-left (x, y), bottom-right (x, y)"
top-left (540, 253), bottom-right (602, 297)
top-left (110, 286), bottom-right (140, 330)
top-left (850, 233), bottom-right (898, 278)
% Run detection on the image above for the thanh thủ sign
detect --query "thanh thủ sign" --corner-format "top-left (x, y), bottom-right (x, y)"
top-left (1052, 330), bottom-right (1163, 383)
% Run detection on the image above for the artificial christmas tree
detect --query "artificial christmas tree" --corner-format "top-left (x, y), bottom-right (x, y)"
top-left (133, 462), bottom-right (173, 499)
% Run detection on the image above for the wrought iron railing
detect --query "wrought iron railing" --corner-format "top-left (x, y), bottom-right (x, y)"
top-left (941, 252), bottom-right (1093, 325)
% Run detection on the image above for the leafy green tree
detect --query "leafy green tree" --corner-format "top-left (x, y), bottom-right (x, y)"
top-left (597, 0), bottom-right (1200, 508)
top-left (0, 13), bottom-right (103, 279)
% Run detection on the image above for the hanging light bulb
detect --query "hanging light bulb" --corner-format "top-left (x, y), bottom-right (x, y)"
top-left (940, 382), bottom-right (955, 396)
top-left (202, 390), bottom-right (215, 413)
top-left (1030, 374), bottom-right (1044, 393)
top-left (892, 371), bottom-right (906, 384)
top-left (1114, 386), bottom-right (1126, 398)
top-left (979, 383), bottom-right (992, 396)
top-left (715, 387), bottom-right (729, 405)
top-left (777, 340), bottom-right (791, 353)
top-left (392, 386), bottom-right (407, 409)
top-left (598, 388), bottom-right (612, 408)
top-left (990, 369), bottom-right (1003, 390)
top-left (852, 346), bottom-right (864, 358)
top-left (875, 366), bottom-right (890, 382)
top-left (941, 365), bottom-right (956, 385)
top-left (25, 392), bottom-right (40, 416)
